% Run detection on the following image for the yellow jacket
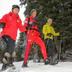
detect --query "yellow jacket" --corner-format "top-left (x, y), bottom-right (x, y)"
top-left (42, 23), bottom-right (60, 40)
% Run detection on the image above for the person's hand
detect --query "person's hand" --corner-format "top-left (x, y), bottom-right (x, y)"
top-left (0, 22), bottom-right (6, 28)
top-left (26, 24), bottom-right (32, 30)
top-left (47, 33), bottom-right (52, 37)
top-left (60, 32), bottom-right (63, 35)
top-left (31, 22), bottom-right (37, 26)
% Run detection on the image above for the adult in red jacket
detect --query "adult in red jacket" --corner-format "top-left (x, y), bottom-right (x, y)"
top-left (0, 5), bottom-right (25, 71)
top-left (23, 9), bottom-right (49, 67)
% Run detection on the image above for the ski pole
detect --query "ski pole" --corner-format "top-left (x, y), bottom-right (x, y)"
top-left (59, 34), bottom-right (63, 61)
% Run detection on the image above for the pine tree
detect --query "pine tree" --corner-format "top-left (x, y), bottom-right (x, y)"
top-left (20, 0), bottom-right (72, 49)
top-left (19, 0), bottom-right (72, 61)
top-left (16, 32), bottom-right (26, 61)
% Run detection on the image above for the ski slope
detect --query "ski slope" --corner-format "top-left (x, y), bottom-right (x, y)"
top-left (0, 61), bottom-right (72, 72)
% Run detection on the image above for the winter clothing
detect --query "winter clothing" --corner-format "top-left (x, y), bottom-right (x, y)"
top-left (42, 23), bottom-right (60, 40)
top-left (0, 63), bottom-right (8, 71)
top-left (42, 23), bottom-right (60, 62)
top-left (0, 12), bottom-right (26, 40)
top-left (0, 22), bottom-right (6, 28)
top-left (23, 16), bottom-right (48, 65)
top-left (44, 58), bottom-right (50, 65)
top-left (2, 35), bottom-right (15, 55)
top-left (0, 12), bottom-right (25, 71)
top-left (45, 39), bottom-right (55, 58)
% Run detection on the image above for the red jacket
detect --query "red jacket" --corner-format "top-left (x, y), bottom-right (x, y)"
top-left (24, 16), bottom-right (40, 36)
top-left (0, 12), bottom-right (26, 40)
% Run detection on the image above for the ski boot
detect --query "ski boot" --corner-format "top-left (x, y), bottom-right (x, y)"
top-left (49, 56), bottom-right (58, 65)
top-left (0, 56), bottom-right (9, 71)
top-left (0, 63), bottom-right (8, 71)
top-left (9, 63), bottom-right (15, 69)
top-left (8, 57), bottom-right (15, 69)
top-left (44, 58), bottom-right (49, 65)
top-left (22, 62), bottom-right (28, 68)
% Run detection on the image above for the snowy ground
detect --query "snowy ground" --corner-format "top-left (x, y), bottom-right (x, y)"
top-left (0, 61), bottom-right (72, 72)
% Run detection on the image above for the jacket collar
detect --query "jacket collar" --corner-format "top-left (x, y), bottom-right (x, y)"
top-left (9, 12), bottom-right (19, 18)
top-left (30, 16), bottom-right (36, 20)
top-left (46, 23), bottom-right (51, 26)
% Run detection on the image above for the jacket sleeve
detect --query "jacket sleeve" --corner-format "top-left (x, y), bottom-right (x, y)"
top-left (18, 18), bottom-right (26, 32)
top-left (42, 24), bottom-right (47, 35)
top-left (0, 14), bottom-right (7, 23)
top-left (52, 27), bottom-right (60, 36)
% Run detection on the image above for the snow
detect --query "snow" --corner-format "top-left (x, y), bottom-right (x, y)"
top-left (0, 61), bottom-right (72, 72)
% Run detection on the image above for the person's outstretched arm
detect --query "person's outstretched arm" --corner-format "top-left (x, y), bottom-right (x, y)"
top-left (52, 27), bottom-right (60, 36)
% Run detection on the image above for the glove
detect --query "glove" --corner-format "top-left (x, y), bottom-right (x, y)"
top-left (60, 32), bottom-right (63, 35)
top-left (31, 22), bottom-right (37, 26)
top-left (26, 24), bottom-right (32, 30)
top-left (0, 22), bottom-right (6, 28)
top-left (47, 33), bottom-right (52, 37)
top-left (26, 22), bottom-right (37, 30)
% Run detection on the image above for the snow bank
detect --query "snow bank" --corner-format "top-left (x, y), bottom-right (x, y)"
top-left (0, 61), bottom-right (72, 72)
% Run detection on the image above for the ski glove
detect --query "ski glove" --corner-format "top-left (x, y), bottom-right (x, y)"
top-left (47, 33), bottom-right (52, 37)
top-left (0, 22), bottom-right (6, 28)
top-left (26, 22), bottom-right (37, 30)
top-left (60, 32), bottom-right (63, 35)
top-left (31, 22), bottom-right (37, 26)
top-left (26, 24), bottom-right (32, 30)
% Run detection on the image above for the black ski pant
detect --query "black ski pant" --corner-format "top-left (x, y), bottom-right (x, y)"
top-left (45, 38), bottom-right (55, 58)
top-left (2, 35), bottom-right (15, 55)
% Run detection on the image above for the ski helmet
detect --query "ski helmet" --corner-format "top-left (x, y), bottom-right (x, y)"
top-left (12, 5), bottom-right (20, 10)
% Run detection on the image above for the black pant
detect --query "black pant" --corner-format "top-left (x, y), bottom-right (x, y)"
top-left (45, 38), bottom-right (55, 58)
top-left (2, 35), bottom-right (15, 55)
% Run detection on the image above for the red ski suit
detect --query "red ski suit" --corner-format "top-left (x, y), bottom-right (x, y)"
top-left (0, 12), bottom-right (26, 40)
top-left (24, 16), bottom-right (48, 64)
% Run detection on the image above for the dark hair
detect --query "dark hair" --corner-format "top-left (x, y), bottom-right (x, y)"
top-left (12, 5), bottom-right (20, 10)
